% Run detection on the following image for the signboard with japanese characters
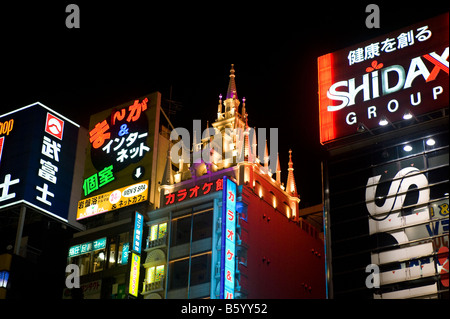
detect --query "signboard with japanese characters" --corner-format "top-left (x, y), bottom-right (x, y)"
top-left (82, 92), bottom-right (160, 204)
top-left (76, 180), bottom-right (148, 220)
top-left (220, 176), bottom-right (237, 299)
top-left (0, 103), bottom-right (79, 222)
top-left (162, 177), bottom-right (224, 207)
top-left (318, 13), bottom-right (448, 144)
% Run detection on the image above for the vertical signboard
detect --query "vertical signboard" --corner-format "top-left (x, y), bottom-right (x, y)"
top-left (129, 253), bottom-right (141, 298)
top-left (220, 176), bottom-right (237, 299)
top-left (318, 13), bottom-right (448, 144)
top-left (0, 103), bottom-right (79, 222)
top-left (132, 212), bottom-right (144, 254)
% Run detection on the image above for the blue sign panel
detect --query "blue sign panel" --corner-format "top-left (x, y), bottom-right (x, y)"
top-left (220, 176), bottom-right (237, 299)
top-left (0, 103), bottom-right (79, 222)
top-left (132, 212), bottom-right (144, 253)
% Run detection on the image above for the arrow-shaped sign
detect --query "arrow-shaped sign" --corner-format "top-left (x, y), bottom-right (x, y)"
top-left (135, 167), bottom-right (142, 178)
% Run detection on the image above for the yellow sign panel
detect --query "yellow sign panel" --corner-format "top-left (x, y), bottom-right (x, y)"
top-left (76, 180), bottom-right (149, 220)
top-left (129, 253), bottom-right (141, 297)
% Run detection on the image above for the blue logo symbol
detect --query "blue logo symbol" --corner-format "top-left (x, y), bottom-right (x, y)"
top-left (118, 124), bottom-right (129, 136)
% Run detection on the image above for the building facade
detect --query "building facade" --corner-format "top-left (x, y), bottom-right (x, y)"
top-left (0, 102), bottom-right (86, 299)
top-left (64, 92), bottom-right (172, 299)
top-left (141, 65), bottom-right (326, 299)
top-left (319, 13), bottom-right (449, 299)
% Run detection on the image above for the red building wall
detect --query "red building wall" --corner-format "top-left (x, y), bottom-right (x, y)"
top-left (238, 182), bottom-right (326, 299)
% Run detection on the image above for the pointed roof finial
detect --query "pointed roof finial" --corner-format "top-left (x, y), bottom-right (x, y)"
top-left (226, 64), bottom-right (238, 100)
top-left (286, 149), bottom-right (298, 197)
top-left (276, 152), bottom-right (281, 184)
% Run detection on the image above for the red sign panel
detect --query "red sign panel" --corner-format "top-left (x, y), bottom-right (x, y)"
top-left (318, 13), bottom-right (449, 144)
top-left (163, 178), bottom-right (223, 207)
top-left (45, 112), bottom-right (65, 140)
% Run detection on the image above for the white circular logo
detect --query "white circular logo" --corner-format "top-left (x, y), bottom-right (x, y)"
top-left (47, 118), bottom-right (62, 135)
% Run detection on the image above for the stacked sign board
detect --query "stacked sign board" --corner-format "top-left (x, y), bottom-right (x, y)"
top-left (76, 92), bottom-right (161, 220)
top-left (0, 103), bottom-right (80, 223)
top-left (319, 14), bottom-right (449, 298)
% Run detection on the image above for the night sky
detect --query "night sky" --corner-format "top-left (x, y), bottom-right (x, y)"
top-left (1, 1), bottom-right (448, 207)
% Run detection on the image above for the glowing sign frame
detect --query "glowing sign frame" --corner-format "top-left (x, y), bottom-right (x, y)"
top-left (129, 253), bottom-right (140, 297)
top-left (318, 13), bottom-right (449, 144)
top-left (220, 176), bottom-right (237, 299)
top-left (76, 180), bottom-right (148, 220)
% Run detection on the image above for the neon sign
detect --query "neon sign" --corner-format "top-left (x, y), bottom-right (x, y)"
top-left (220, 176), bottom-right (237, 299)
top-left (68, 237), bottom-right (107, 258)
top-left (0, 103), bottom-right (79, 222)
top-left (76, 180), bottom-right (148, 220)
top-left (129, 253), bottom-right (141, 297)
top-left (82, 165), bottom-right (115, 196)
top-left (318, 13), bottom-right (449, 144)
top-left (89, 98), bottom-right (150, 172)
top-left (132, 212), bottom-right (144, 254)
top-left (163, 178), bottom-right (224, 206)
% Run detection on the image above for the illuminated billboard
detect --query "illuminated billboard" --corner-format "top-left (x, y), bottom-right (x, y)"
top-left (220, 176), bottom-right (237, 299)
top-left (162, 178), bottom-right (224, 207)
top-left (318, 13), bottom-right (449, 144)
top-left (76, 180), bottom-right (148, 220)
top-left (129, 253), bottom-right (141, 297)
top-left (0, 102), bottom-right (79, 222)
top-left (81, 92), bottom-right (161, 205)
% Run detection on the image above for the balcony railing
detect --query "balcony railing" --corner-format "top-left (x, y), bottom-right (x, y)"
top-left (146, 235), bottom-right (168, 250)
top-left (142, 277), bottom-right (165, 294)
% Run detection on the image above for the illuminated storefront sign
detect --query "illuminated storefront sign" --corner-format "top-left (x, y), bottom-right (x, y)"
top-left (220, 176), bottom-right (237, 299)
top-left (129, 253), bottom-right (140, 297)
top-left (76, 180), bottom-right (148, 220)
top-left (68, 237), bottom-right (107, 258)
top-left (0, 103), bottom-right (79, 222)
top-left (82, 93), bottom-right (160, 203)
top-left (163, 178), bottom-right (224, 207)
top-left (318, 13), bottom-right (449, 144)
top-left (82, 165), bottom-right (115, 196)
top-left (132, 212), bottom-right (144, 254)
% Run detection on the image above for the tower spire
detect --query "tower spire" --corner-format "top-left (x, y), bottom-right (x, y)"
top-left (226, 64), bottom-right (238, 100)
top-left (276, 152), bottom-right (281, 184)
top-left (286, 149), bottom-right (298, 197)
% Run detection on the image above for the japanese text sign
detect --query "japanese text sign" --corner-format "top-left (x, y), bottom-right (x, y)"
top-left (76, 180), bottom-right (148, 220)
top-left (318, 13), bottom-right (449, 144)
top-left (163, 178), bottom-right (224, 207)
top-left (82, 92), bottom-right (161, 199)
top-left (68, 237), bottom-right (107, 258)
top-left (220, 176), bottom-right (237, 299)
top-left (132, 212), bottom-right (144, 254)
top-left (129, 253), bottom-right (140, 297)
top-left (0, 103), bottom-right (79, 222)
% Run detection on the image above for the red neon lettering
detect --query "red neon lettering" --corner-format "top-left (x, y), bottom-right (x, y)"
top-left (127, 98), bottom-right (148, 122)
top-left (216, 178), bottom-right (223, 191)
top-left (189, 185), bottom-right (200, 198)
top-left (423, 52), bottom-right (449, 82)
top-left (227, 229), bottom-right (234, 241)
top-left (202, 182), bottom-right (213, 195)
top-left (177, 189), bottom-right (187, 201)
top-left (89, 120), bottom-right (111, 149)
top-left (165, 193), bottom-right (175, 205)
top-left (227, 209), bottom-right (234, 221)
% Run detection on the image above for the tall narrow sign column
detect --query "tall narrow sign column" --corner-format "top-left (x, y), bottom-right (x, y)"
top-left (220, 176), bottom-right (237, 299)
